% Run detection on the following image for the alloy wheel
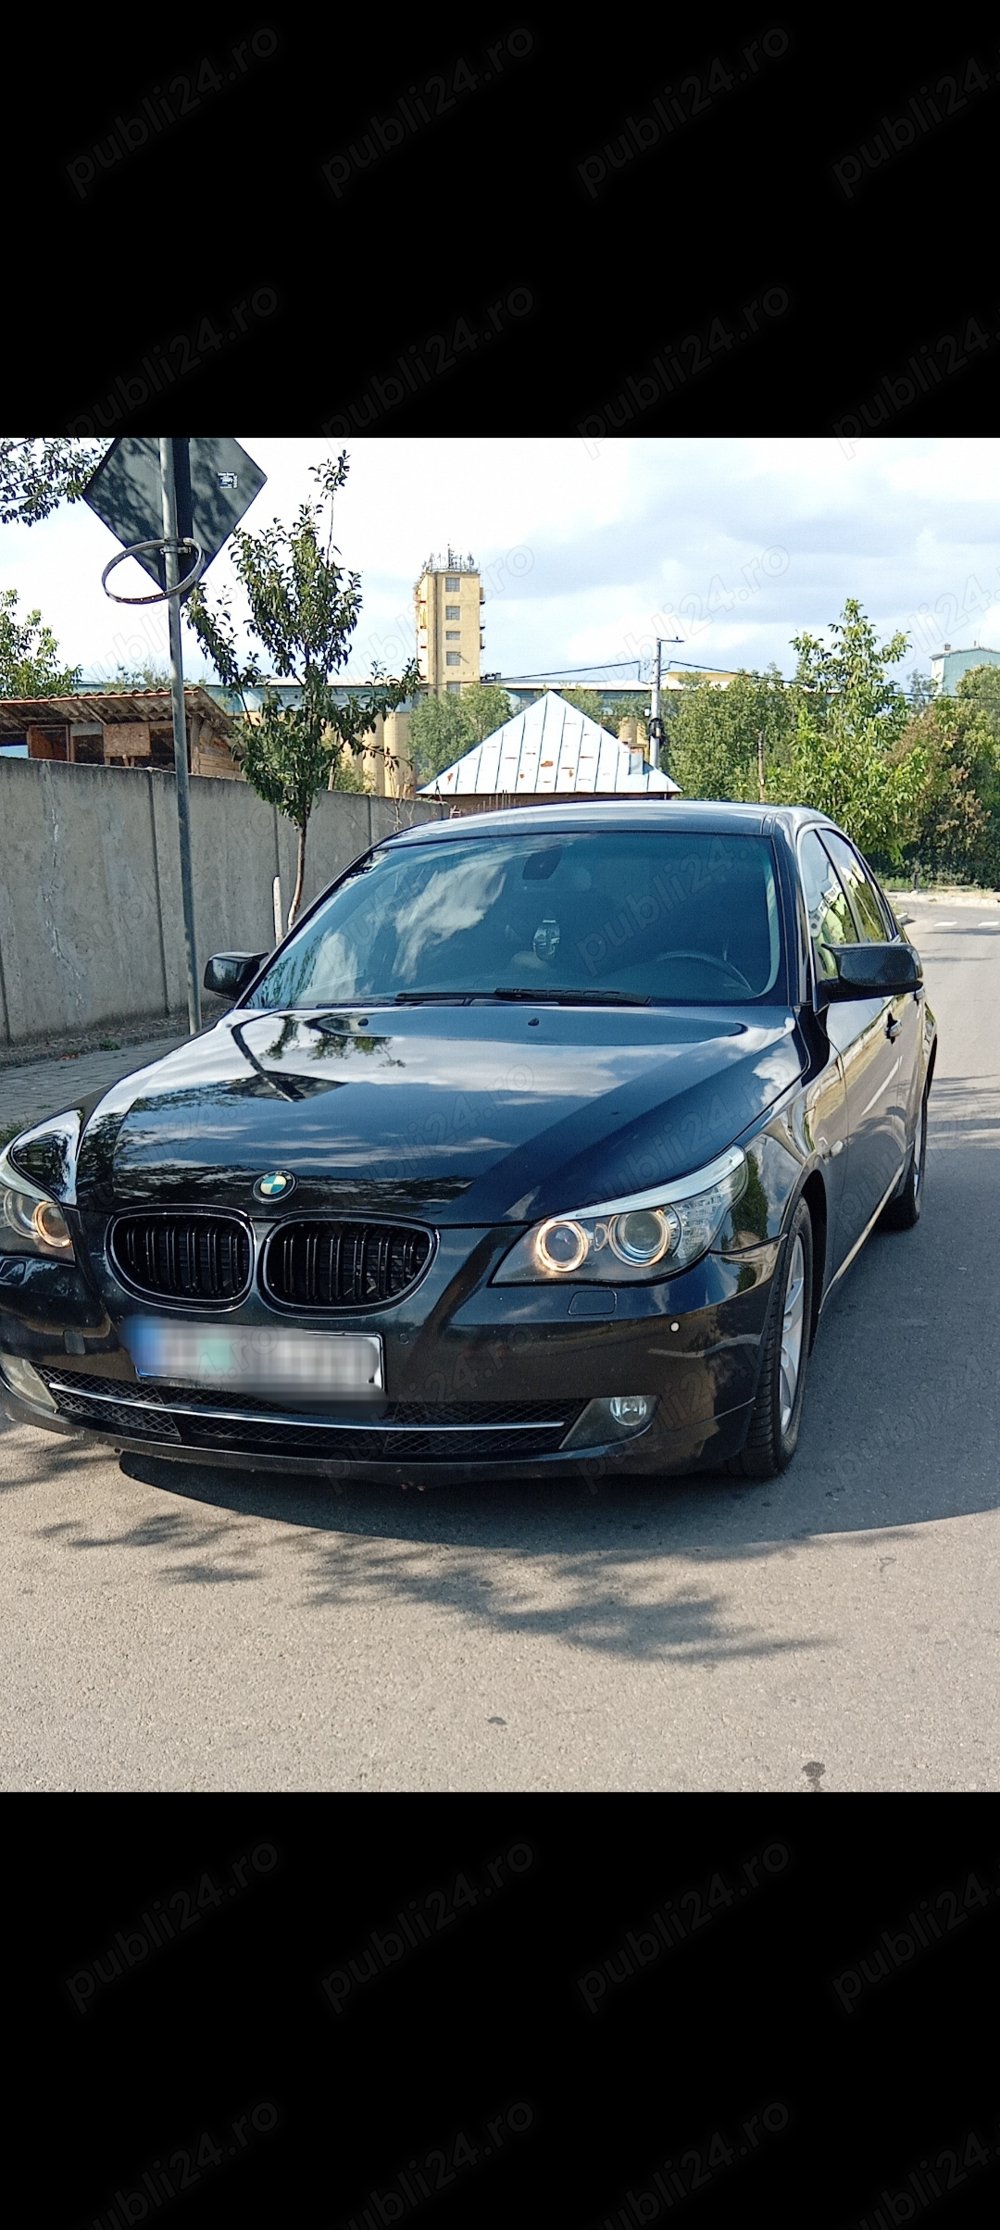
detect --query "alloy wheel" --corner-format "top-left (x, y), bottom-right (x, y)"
top-left (779, 1232), bottom-right (806, 1434)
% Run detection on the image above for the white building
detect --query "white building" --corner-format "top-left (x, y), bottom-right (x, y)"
top-left (419, 690), bottom-right (681, 810)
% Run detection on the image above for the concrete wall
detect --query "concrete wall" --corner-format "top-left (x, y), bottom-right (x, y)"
top-left (0, 760), bottom-right (445, 1050)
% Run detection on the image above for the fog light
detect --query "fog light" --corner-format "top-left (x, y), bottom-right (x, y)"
top-left (0, 1354), bottom-right (57, 1412)
top-left (609, 1395), bottom-right (653, 1426)
top-left (562, 1395), bottom-right (656, 1450)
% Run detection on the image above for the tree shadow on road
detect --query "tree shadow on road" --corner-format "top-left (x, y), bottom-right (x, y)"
top-left (7, 1087), bottom-right (999, 1663)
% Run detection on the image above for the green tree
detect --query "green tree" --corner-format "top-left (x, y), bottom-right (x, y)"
top-left (789, 712), bottom-right (927, 861)
top-left (184, 452), bottom-right (418, 925)
top-left (790, 598), bottom-right (910, 728)
top-left (896, 701), bottom-right (978, 880)
top-left (952, 667), bottom-right (1000, 880)
top-left (0, 437), bottom-right (104, 526)
top-left (325, 744), bottom-right (371, 793)
top-left (459, 681), bottom-right (514, 741)
top-left (956, 659), bottom-right (1000, 726)
top-left (0, 589), bottom-right (81, 695)
top-left (788, 599), bottom-right (922, 859)
top-left (907, 668), bottom-right (934, 712)
top-left (407, 694), bottom-right (474, 783)
top-left (901, 666), bottom-right (1000, 883)
top-left (607, 690), bottom-right (653, 733)
top-left (670, 667), bottom-right (795, 801)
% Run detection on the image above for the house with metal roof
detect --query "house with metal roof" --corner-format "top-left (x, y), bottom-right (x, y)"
top-left (418, 690), bottom-right (681, 811)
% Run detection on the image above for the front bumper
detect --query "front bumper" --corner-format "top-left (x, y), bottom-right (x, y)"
top-left (0, 1225), bottom-right (781, 1483)
top-left (0, 1379), bottom-right (756, 1484)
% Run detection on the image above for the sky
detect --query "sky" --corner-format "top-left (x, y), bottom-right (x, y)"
top-left (3, 436), bottom-right (1000, 692)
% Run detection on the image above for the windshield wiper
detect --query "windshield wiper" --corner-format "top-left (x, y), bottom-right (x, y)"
top-left (392, 992), bottom-right (481, 1004)
top-left (391, 987), bottom-right (651, 1007)
top-left (279, 996), bottom-right (493, 1017)
top-left (491, 985), bottom-right (651, 1006)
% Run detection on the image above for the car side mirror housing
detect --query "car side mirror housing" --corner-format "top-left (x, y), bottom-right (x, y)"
top-left (822, 943), bottom-right (922, 999)
top-left (203, 951), bottom-right (266, 999)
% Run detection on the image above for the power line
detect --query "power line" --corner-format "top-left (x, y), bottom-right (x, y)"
top-left (495, 654), bottom-right (793, 684)
top-left (495, 654), bottom-right (849, 689)
top-left (496, 660), bottom-right (646, 682)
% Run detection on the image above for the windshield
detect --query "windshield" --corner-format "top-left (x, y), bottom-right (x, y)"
top-left (250, 830), bottom-right (787, 1009)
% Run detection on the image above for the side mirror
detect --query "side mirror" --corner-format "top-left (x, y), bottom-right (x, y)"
top-left (203, 951), bottom-right (266, 999)
top-left (822, 943), bottom-right (922, 999)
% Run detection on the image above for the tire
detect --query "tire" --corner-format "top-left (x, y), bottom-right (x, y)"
top-left (881, 1086), bottom-right (928, 1231)
top-left (728, 1197), bottom-right (813, 1481)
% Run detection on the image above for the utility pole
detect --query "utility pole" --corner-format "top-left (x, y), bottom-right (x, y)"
top-left (648, 633), bottom-right (682, 772)
top-left (159, 438), bottom-right (201, 1032)
top-left (649, 638), bottom-right (662, 769)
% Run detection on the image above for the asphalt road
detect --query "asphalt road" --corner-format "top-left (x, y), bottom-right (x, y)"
top-left (3, 894), bottom-right (1000, 1791)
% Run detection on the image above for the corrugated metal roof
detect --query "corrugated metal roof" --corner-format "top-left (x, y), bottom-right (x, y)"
top-left (0, 686), bottom-right (236, 734)
top-left (420, 691), bottom-right (681, 796)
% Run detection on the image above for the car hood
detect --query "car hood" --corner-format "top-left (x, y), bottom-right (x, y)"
top-left (72, 1003), bottom-right (803, 1223)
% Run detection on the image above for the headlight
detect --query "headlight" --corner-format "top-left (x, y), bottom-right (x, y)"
top-left (494, 1147), bottom-right (747, 1284)
top-left (0, 1145), bottom-right (75, 1259)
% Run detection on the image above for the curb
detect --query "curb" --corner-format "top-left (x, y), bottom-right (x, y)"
top-left (890, 890), bottom-right (1000, 907)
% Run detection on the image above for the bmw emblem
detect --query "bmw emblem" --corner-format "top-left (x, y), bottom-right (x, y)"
top-left (254, 1170), bottom-right (295, 1201)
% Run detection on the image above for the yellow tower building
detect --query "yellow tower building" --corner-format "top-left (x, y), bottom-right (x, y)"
top-left (414, 549), bottom-right (484, 696)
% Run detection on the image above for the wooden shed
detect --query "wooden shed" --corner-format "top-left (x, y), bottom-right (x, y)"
top-left (0, 687), bottom-right (241, 775)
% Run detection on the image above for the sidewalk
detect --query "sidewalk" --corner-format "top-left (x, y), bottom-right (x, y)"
top-left (0, 1028), bottom-right (189, 1143)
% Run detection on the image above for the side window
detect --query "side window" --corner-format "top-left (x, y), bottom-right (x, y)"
top-left (798, 829), bottom-right (858, 982)
top-left (879, 889), bottom-right (902, 938)
top-left (821, 830), bottom-right (891, 942)
top-left (863, 860), bottom-right (900, 938)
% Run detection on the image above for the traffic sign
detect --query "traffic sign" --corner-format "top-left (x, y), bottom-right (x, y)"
top-left (82, 436), bottom-right (266, 593)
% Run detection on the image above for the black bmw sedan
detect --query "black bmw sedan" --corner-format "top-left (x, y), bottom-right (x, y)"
top-left (0, 802), bottom-right (935, 1487)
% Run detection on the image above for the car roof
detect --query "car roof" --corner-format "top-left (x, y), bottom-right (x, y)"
top-left (386, 800), bottom-right (837, 845)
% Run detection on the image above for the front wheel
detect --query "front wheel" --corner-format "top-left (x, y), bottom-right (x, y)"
top-left (728, 1197), bottom-right (813, 1481)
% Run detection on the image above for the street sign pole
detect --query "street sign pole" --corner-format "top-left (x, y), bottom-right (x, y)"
top-left (159, 437), bottom-right (201, 1032)
top-left (86, 432), bottom-right (266, 1035)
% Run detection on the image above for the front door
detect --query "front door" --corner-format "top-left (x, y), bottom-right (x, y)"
top-left (821, 829), bottom-right (916, 1207)
top-left (797, 827), bottom-right (902, 1267)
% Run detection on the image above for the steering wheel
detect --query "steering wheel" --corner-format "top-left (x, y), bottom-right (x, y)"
top-left (664, 950), bottom-right (755, 995)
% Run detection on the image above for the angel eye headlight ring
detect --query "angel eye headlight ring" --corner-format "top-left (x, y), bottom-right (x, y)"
top-left (533, 1217), bottom-right (589, 1275)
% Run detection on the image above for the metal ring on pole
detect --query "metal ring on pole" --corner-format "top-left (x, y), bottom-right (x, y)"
top-left (101, 537), bottom-right (205, 605)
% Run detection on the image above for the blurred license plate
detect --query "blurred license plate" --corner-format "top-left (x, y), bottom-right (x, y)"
top-left (124, 1320), bottom-right (383, 1398)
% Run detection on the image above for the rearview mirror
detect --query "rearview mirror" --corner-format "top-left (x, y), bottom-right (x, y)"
top-left (203, 951), bottom-right (266, 998)
top-left (822, 943), bottom-right (922, 999)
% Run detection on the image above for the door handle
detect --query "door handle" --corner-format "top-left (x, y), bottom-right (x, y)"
top-left (886, 1015), bottom-right (902, 1042)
